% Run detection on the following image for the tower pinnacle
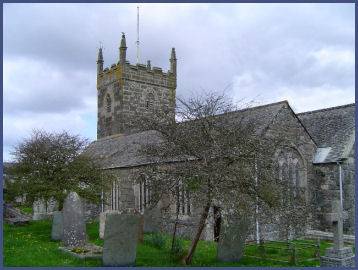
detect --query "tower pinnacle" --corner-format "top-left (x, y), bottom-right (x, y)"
top-left (170, 47), bottom-right (177, 75)
top-left (97, 46), bottom-right (104, 74)
top-left (119, 33), bottom-right (127, 65)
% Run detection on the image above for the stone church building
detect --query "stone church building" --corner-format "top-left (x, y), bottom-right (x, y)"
top-left (86, 33), bottom-right (355, 240)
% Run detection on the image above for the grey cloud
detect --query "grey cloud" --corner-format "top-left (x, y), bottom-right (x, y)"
top-left (3, 3), bottom-right (355, 160)
top-left (3, 57), bottom-right (96, 115)
top-left (4, 3), bottom-right (354, 101)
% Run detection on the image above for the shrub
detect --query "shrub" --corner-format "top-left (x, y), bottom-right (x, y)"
top-left (170, 238), bottom-right (187, 262)
top-left (145, 233), bottom-right (166, 249)
top-left (266, 248), bottom-right (279, 255)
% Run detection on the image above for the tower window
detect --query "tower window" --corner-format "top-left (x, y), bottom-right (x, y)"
top-left (106, 94), bottom-right (112, 113)
top-left (146, 93), bottom-right (155, 110)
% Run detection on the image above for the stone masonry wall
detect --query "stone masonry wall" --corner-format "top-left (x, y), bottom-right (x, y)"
top-left (261, 104), bottom-right (317, 238)
top-left (313, 148), bottom-right (355, 234)
top-left (97, 63), bottom-right (176, 138)
top-left (103, 168), bottom-right (136, 212)
top-left (99, 102), bottom-right (355, 241)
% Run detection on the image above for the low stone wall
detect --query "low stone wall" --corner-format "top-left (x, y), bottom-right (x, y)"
top-left (162, 218), bottom-right (205, 240)
top-left (305, 229), bottom-right (355, 244)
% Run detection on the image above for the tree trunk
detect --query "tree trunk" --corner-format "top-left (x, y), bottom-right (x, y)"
top-left (185, 202), bottom-right (211, 264)
top-left (171, 208), bottom-right (180, 253)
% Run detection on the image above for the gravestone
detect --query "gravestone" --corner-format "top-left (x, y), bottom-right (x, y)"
top-left (33, 197), bottom-right (58, 220)
top-left (51, 211), bottom-right (63, 240)
top-left (62, 192), bottom-right (86, 247)
top-left (320, 200), bottom-right (355, 267)
top-left (217, 216), bottom-right (249, 262)
top-left (143, 207), bottom-right (161, 233)
top-left (102, 213), bottom-right (140, 266)
top-left (4, 203), bottom-right (31, 225)
top-left (32, 199), bottom-right (47, 220)
top-left (47, 197), bottom-right (58, 213)
top-left (99, 210), bottom-right (119, 239)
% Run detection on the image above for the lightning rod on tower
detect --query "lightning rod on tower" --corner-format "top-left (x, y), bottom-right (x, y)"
top-left (136, 6), bottom-right (140, 64)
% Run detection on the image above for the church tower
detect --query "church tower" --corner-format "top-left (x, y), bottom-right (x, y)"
top-left (96, 33), bottom-right (177, 138)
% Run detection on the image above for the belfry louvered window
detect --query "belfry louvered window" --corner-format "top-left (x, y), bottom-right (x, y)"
top-left (106, 94), bottom-right (112, 113)
top-left (146, 93), bottom-right (154, 110)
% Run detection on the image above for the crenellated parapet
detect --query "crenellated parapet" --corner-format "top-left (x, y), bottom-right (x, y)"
top-left (96, 33), bottom-right (177, 139)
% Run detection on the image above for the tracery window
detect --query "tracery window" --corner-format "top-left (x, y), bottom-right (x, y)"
top-left (138, 176), bottom-right (151, 213)
top-left (175, 180), bottom-right (191, 216)
top-left (110, 180), bottom-right (120, 210)
top-left (276, 147), bottom-right (306, 197)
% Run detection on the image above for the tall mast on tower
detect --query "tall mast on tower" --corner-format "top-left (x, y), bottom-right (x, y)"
top-left (136, 6), bottom-right (140, 64)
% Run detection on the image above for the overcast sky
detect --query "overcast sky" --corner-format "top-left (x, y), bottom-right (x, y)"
top-left (3, 3), bottom-right (355, 161)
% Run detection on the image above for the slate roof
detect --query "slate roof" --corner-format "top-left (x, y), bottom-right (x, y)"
top-left (85, 101), bottom-right (288, 169)
top-left (214, 101), bottom-right (287, 135)
top-left (84, 130), bottom-right (164, 169)
top-left (297, 103), bottom-right (355, 164)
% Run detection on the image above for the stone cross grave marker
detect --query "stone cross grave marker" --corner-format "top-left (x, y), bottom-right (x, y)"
top-left (326, 200), bottom-right (346, 250)
top-left (62, 192), bottom-right (86, 247)
top-left (320, 199), bottom-right (355, 267)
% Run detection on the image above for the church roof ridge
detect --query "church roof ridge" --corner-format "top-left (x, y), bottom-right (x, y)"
top-left (93, 133), bottom-right (123, 142)
top-left (206, 100), bottom-right (289, 121)
top-left (297, 103), bottom-right (355, 116)
top-left (230, 100), bottom-right (288, 114)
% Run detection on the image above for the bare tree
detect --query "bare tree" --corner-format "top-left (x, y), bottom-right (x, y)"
top-left (136, 92), bottom-right (296, 264)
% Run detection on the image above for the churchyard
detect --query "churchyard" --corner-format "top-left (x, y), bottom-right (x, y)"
top-left (5, 218), bottom-right (344, 267)
top-left (3, 89), bottom-right (355, 267)
top-left (4, 201), bottom-right (355, 267)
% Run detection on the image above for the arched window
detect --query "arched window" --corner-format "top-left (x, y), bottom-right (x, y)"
top-left (275, 147), bottom-right (308, 240)
top-left (175, 180), bottom-right (192, 216)
top-left (276, 147), bottom-right (306, 197)
top-left (106, 94), bottom-right (112, 113)
top-left (146, 93), bottom-right (155, 110)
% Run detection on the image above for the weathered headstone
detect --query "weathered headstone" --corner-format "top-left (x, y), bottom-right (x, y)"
top-left (51, 211), bottom-right (63, 240)
top-left (4, 203), bottom-right (31, 225)
top-left (143, 207), bottom-right (161, 233)
top-left (62, 192), bottom-right (86, 247)
top-left (33, 197), bottom-right (58, 220)
top-left (47, 197), bottom-right (58, 213)
top-left (217, 216), bottom-right (249, 262)
top-left (320, 200), bottom-right (355, 267)
top-left (32, 199), bottom-right (47, 220)
top-left (102, 213), bottom-right (140, 266)
top-left (99, 210), bottom-right (119, 239)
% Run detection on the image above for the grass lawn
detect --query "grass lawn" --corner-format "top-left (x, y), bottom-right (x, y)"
top-left (17, 205), bottom-right (33, 215)
top-left (4, 219), bottom-right (345, 267)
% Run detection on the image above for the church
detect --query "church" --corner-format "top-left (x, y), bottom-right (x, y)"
top-left (86, 33), bottom-right (355, 241)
